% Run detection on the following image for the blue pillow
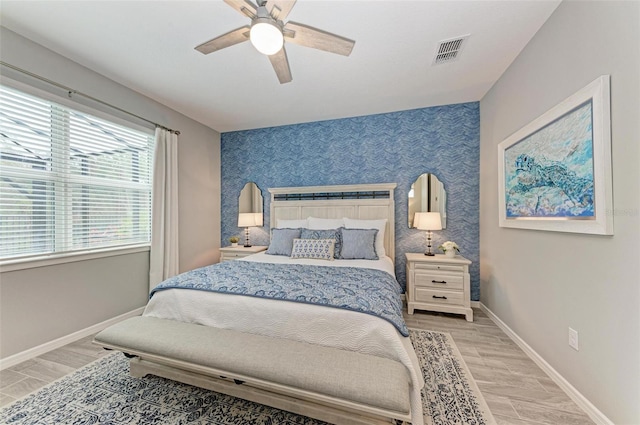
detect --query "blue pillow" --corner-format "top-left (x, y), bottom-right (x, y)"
top-left (266, 228), bottom-right (302, 256)
top-left (339, 228), bottom-right (379, 260)
top-left (300, 228), bottom-right (342, 258)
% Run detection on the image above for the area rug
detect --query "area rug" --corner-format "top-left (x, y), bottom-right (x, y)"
top-left (0, 329), bottom-right (494, 425)
top-left (410, 329), bottom-right (495, 425)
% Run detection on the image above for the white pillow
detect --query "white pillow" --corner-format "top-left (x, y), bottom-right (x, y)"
top-left (343, 218), bottom-right (387, 257)
top-left (276, 218), bottom-right (308, 228)
top-left (307, 217), bottom-right (345, 230)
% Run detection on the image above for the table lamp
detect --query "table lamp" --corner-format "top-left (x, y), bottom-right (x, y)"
top-left (414, 212), bottom-right (442, 256)
top-left (238, 212), bottom-right (263, 247)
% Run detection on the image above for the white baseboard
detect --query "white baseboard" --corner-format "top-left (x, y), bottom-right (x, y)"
top-left (479, 303), bottom-right (613, 425)
top-left (470, 300), bottom-right (481, 308)
top-left (0, 306), bottom-right (145, 370)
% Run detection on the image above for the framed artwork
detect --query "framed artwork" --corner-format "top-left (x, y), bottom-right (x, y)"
top-left (498, 75), bottom-right (613, 235)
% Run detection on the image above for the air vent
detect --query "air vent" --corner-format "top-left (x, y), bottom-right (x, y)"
top-left (433, 35), bottom-right (470, 65)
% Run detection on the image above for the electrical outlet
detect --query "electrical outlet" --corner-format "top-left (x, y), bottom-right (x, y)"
top-left (568, 327), bottom-right (579, 351)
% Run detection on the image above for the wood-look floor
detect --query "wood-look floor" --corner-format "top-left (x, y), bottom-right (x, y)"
top-left (403, 309), bottom-right (594, 425)
top-left (0, 308), bottom-right (594, 425)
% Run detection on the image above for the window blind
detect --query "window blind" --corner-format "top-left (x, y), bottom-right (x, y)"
top-left (0, 84), bottom-right (154, 259)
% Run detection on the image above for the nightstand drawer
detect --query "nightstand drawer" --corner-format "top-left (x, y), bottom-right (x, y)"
top-left (224, 252), bottom-right (249, 259)
top-left (414, 272), bottom-right (464, 290)
top-left (415, 288), bottom-right (464, 306)
top-left (413, 263), bottom-right (464, 273)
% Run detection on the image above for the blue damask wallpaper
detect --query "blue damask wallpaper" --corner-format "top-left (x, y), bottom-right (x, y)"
top-left (221, 102), bottom-right (480, 300)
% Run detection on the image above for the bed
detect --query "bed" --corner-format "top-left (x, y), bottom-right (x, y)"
top-left (94, 183), bottom-right (425, 425)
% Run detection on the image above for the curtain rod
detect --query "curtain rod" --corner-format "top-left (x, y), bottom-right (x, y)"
top-left (0, 61), bottom-right (180, 135)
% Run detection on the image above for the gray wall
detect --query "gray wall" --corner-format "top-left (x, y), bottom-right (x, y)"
top-left (479, 2), bottom-right (639, 424)
top-left (0, 27), bottom-right (221, 359)
top-left (1, 253), bottom-right (150, 357)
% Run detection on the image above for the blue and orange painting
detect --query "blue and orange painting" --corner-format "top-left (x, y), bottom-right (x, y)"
top-left (504, 101), bottom-right (595, 218)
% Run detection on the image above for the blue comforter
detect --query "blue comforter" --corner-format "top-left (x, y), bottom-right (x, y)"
top-left (150, 261), bottom-right (409, 336)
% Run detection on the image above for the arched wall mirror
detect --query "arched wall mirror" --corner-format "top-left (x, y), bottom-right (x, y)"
top-left (408, 173), bottom-right (447, 229)
top-left (239, 182), bottom-right (263, 215)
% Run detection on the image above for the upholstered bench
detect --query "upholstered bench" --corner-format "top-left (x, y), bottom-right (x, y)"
top-left (93, 316), bottom-right (411, 425)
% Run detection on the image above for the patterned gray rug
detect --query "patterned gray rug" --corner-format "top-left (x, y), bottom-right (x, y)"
top-left (0, 329), bottom-right (494, 425)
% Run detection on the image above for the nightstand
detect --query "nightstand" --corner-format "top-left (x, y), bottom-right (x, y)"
top-left (219, 245), bottom-right (267, 262)
top-left (405, 253), bottom-right (473, 321)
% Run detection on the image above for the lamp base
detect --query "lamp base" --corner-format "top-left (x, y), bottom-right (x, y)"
top-left (243, 227), bottom-right (251, 248)
top-left (424, 230), bottom-right (435, 256)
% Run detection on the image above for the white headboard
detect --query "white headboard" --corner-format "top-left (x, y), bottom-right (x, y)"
top-left (268, 183), bottom-right (397, 262)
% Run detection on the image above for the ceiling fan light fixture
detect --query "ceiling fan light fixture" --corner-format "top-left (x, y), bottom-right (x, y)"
top-left (195, 0), bottom-right (355, 84)
top-left (250, 18), bottom-right (284, 55)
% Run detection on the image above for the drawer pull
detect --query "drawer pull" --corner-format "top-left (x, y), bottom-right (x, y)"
top-left (432, 295), bottom-right (448, 300)
top-left (431, 280), bottom-right (447, 284)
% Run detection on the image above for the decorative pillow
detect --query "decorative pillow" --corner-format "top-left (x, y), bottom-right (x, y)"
top-left (339, 228), bottom-right (378, 260)
top-left (343, 218), bottom-right (387, 257)
top-left (277, 218), bottom-right (308, 229)
top-left (307, 217), bottom-right (345, 230)
top-left (300, 228), bottom-right (343, 258)
top-left (290, 238), bottom-right (335, 260)
top-left (265, 228), bottom-right (302, 256)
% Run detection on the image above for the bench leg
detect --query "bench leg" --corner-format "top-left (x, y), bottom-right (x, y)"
top-left (129, 358), bottom-right (147, 378)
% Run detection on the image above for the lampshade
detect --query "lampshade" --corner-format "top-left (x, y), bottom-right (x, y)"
top-left (414, 212), bottom-right (442, 231)
top-left (238, 212), bottom-right (262, 228)
top-left (250, 19), bottom-right (283, 55)
top-left (253, 212), bottom-right (264, 227)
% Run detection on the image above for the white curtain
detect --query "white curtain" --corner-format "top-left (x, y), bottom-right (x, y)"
top-left (149, 128), bottom-right (179, 292)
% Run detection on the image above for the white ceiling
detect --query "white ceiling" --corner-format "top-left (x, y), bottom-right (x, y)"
top-left (0, 0), bottom-right (560, 133)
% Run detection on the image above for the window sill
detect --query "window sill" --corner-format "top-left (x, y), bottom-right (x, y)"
top-left (0, 244), bottom-right (151, 273)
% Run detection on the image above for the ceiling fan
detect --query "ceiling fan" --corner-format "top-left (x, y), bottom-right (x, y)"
top-left (195, 0), bottom-right (355, 84)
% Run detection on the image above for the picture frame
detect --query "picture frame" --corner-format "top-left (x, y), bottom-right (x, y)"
top-left (497, 75), bottom-right (612, 235)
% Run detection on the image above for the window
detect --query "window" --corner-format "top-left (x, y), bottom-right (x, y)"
top-left (0, 84), bottom-right (154, 260)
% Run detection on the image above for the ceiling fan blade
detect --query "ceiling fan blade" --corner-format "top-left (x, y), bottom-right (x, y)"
top-left (268, 47), bottom-right (293, 84)
top-left (223, 0), bottom-right (257, 19)
top-left (283, 22), bottom-right (355, 56)
top-left (195, 26), bottom-right (251, 55)
top-left (265, 0), bottom-right (296, 21)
